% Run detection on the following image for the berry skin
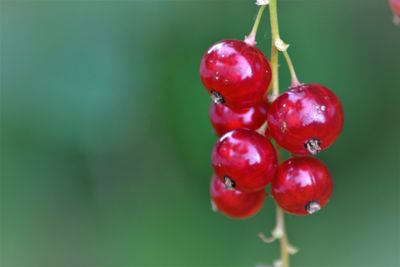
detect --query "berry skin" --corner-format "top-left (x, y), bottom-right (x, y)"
top-left (200, 40), bottom-right (272, 109)
top-left (210, 175), bottom-right (266, 219)
top-left (209, 101), bottom-right (268, 136)
top-left (211, 129), bottom-right (277, 192)
top-left (272, 157), bottom-right (333, 216)
top-left (267, 84), bottom-right (344, 155)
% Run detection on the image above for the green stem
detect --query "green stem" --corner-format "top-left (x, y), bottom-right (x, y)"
top-left (269, 0), bottom-right (280, 43)
top-left (282, 50), bottom-right (300, 87)
top-left (269, 0), bottom-right (280, 98)
top-left (276, 206), bottom-right (290, 267)
top-left (269, 0), bottom-right (301, 93)
top-left (268, 1), bottom-right (291, 267)
top-left (245, 5), bottom-right (266, 46)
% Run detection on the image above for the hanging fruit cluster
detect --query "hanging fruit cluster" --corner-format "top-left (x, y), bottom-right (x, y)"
top-left (199, 1), bottom-right (344, 219)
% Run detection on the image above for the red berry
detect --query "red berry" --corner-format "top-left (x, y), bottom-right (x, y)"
top-left (267, 84), bottom-right (344, 155)
top-left (272, 157), bottom-right (333, 216)
top-left (211, 129), bottom-right (277, 192)
top-left (209, 101), bottom-right (268, 136)
top-left (390, 0), bottom-right (400, 15)
top-left (200, 40), bottom-right (272, 109)
top-left (210, 175), bottom-right (266, 219)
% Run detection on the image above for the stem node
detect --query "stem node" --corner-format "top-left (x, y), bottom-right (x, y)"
top-left (256, 0), bottom-right (269, 6)
top-left (275, 38), bottom-right (289, 52)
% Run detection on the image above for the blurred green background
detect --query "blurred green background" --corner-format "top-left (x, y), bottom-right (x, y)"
top-left (1, 0), bottom-right (399, 266)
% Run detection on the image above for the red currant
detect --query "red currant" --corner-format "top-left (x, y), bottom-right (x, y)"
top-left (200, 40), bottom-right (272, 109)
top-left (210, 175), bottom-right (266, 219)
top-left (267, 84), bottom-right (344, 155)
top-left (272, 157), bottom-right (333, 216)
top-left (209, 101), bottom-right (268, 136)
top-left (211, 129), bottom-right (277, 192)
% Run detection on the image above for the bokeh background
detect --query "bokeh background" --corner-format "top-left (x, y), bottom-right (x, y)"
top-left (1, 0), bottom-right (399, 266)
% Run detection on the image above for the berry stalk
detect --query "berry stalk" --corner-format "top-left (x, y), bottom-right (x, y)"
top-left (269, 0), bottom-right (280, 99)
top-left (276, 206), bottom-right (290, 267)
top-left (282, 51), bottom-right (300, 87)
top-left (245, 5), bottom-right (267, 46)
top-left (269, 0), bottom-right (300, 90)
top-left (268, 1), bottom-right (295, 267)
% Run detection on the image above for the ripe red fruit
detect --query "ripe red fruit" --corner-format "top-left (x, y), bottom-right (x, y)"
top-left (267, 84), bottom-right (344, 155)
top-left (200, 40), bottom-right (272, 109)
top-left (210, 175), bottom-right (266, 219)
top-left (209, 101), bottom-right (268, 136)
top-left (272, 157), bottom-right (333, 216)
top-left (211, 129), bottom-right (277, 192)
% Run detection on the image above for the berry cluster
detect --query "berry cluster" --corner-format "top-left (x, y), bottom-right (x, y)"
top-left (200, 20), bottom-right (343, 219)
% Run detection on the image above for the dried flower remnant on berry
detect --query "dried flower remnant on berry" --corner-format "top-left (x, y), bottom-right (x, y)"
top-left (306, 201), bottom-right (321, 214)
top-left (211, 91), bottom-right (225, 104)
top-left (305, 138), bottom-right (321, 155)
top-left (224, 176), bottom-right (235, 190)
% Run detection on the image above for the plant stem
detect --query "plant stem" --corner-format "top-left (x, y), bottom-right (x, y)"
top-left (276, 206), bottom-right (290, 267)
top-left (245, 5), bottom-right (266, 46)
top-left (270, 44), bottom-right (279, 99)
top-left (282, 51), bottom-right (300, 87)
top-left (269, 0), bottom-right (301, 93)
top-left (269, 0), bottom-right (280, 98)
top-left (268, 1), bottom-right (292, 267)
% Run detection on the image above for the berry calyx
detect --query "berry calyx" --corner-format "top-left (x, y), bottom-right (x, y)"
top-left (271, 157), bottom-right (333, 216)
top-left (209, 101), bottom-right (268, 136)
top-left (210, 175), bottom-right (266, 219)
top-left (211, 129), bottom-right (278, 192)
top-left (200, 40), bottom-right (272, 109)
top-left (267, 83), bottom-right (344, 155)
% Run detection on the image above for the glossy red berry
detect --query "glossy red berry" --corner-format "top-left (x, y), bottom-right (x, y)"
top-left (272, 157), bottom-right (333, 216)
top-left (210, 175), bottom-right (266, 219)
top-left (267, 84), bottom-right (344, 155)
top-left (211, 129), bottom-right (277, 192)
top-left (200, 40), bottom-right (272, 109)
top-left (209, 101), bottom-right (268, 136)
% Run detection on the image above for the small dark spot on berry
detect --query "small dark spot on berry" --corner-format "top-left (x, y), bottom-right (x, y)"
top-left (304, 138), bottom-right (321, 155)
top-left (224, 176), bottom-right (235, 190)
top-left (305, 201), bottom-right (321, 214)
top-left (211, 90), bottom-right (225, 104)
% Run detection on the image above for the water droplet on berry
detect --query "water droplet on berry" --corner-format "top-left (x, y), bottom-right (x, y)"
top-left (215, 71), bottom-right (220, 81)
top-left (224, 176), bottom-right (235, 190)
top-left (315, 105), bottom-right (326, 113)
top-left (305, 138), bottom-right (321, 155)
top-left (280, 121), bottom-right (287, 133)
top-left (306, 201), bottom-right (321, 214)
top-left (211, 91), bottom-right (225, 104)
